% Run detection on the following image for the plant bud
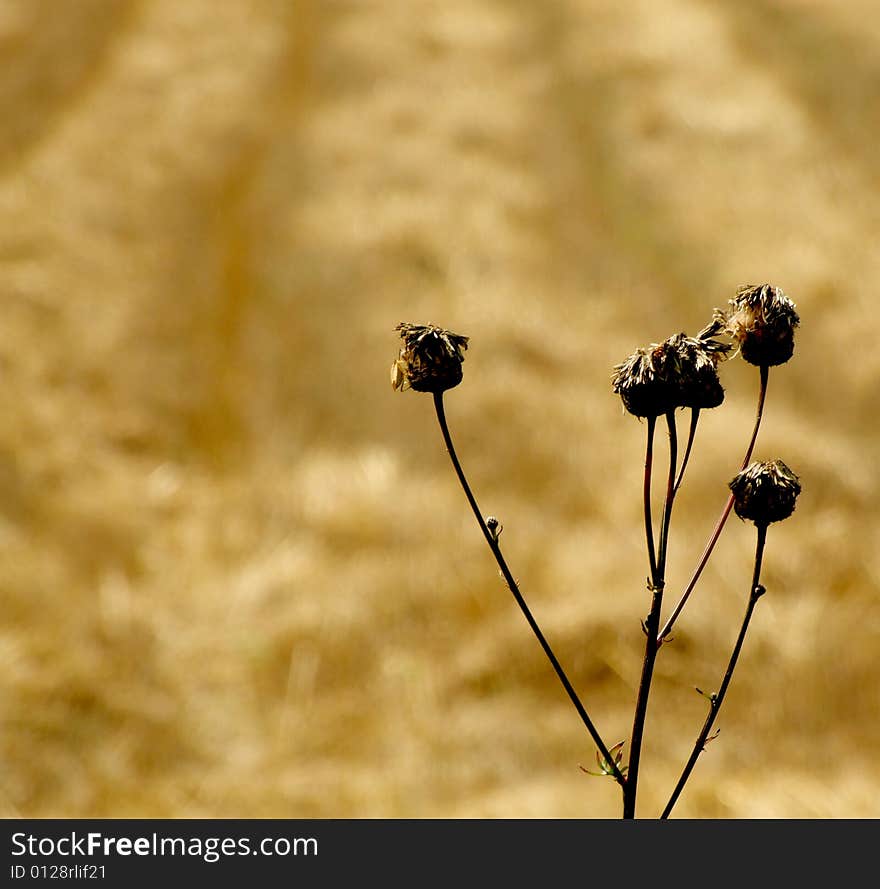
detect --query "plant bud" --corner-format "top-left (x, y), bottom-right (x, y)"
top-left (612, 330), bottom-right (729, 417)
top-left (729, 459), bottom-right (801, 526)
top-left (391, 323), bottom-right (469, 394)
top-left (725, 284), bottom-right (800, 367)
top-left (667, 332), bottom-right (729, 410)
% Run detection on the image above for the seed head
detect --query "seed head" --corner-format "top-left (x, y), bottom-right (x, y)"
top-left (612, 340), bottom-right (678, 417)
top-left (612, 329), bottom-right (730, 417)
top-left (729, 459), bottom-right (801, 526)
top-left (666, 331), bottom-right (730, 410)
top-left (391, 323), bottom-right (469, 393)
top-left (724, 284), bottom-right (800, 366)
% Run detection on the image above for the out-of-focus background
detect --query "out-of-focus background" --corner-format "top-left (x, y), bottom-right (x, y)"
top-left (1, 0), bottom-right (877, 819)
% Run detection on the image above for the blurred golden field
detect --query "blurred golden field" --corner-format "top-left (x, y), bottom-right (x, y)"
top-left (1, 0), bottom-right (878, 818)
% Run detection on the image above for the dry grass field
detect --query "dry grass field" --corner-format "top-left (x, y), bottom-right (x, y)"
top-left (1, 0), bottom-right (878, 818)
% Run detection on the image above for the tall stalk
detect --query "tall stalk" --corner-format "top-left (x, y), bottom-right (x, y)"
top-left (432, 392), bottom-right (626, 787)
top-left (623, 410), bottom-right (678, 818)
top-left (658, 365), bottom-right (769, 643)
top-left (661, 525), bottom-right (767, 817)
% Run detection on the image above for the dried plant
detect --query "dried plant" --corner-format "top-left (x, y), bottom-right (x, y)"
top-left (390, 283), bottom-right (802, 818)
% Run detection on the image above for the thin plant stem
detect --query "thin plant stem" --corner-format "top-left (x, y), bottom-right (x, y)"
top-left (658, 365), bottom-right (769, 643)
top-left (673, 408), bottom-right (700, 495)
top-left (643, 415), bottom-right (658, 582)
top-left (657, 410), bottom-right (678, 578)
top-left (623, 411), bottom-right (678, 818)
top-left (661, 524), bottom-right (768, 818)
top-left (432, 392), bottom-right (626, 787)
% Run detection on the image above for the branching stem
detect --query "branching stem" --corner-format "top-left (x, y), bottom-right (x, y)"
top-left (674, 408), bottom-right (700, 495)
top-left (658, 365), bottom-right (769, 643)
top-left (432, 392), bottom-right (626, 787)
top-left (624, 410), bottom-right (677, 817)
top-left (661, 524), bottom-right (768, 818)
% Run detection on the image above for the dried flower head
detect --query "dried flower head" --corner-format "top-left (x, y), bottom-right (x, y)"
top-left (724, 284), bottom-right (800, 366)
top-left (612, 340), bottom-right (678, 418)
top-left (729, 459), bottom-right (801, 526)
top-left (612, 328), bottom-right (730, 417)
top-left (391, 323), bottom-right (469, 393)
top-left (666, 331), bottom-right (730, 410)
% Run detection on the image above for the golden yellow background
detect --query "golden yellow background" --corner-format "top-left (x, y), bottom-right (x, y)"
top-left (1, 0), bottom-right (877, 818)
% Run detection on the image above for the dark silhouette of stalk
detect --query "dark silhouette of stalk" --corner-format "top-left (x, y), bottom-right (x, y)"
top-left (432, 392), bottom-right (626, 787)
top-left (673, 408), bottom-right (700, 495)
top-left (642, 416), bottom-right (658, 582)
top-left (658, 365), bottom-right (769, 643)
top-left (657, 411), bottom-right (678, 578)
top-left (661, 524), bottom-right (767, 818)
top-left (623, 410), bottom-right (677, 818)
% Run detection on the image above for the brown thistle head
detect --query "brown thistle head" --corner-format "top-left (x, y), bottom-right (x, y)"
top-left (391, 323), bottom-right (469, 393)
top-left (612, 327), bottom-right (730, 417)
top-left (723, 284), bottom-right (800, 367)
top-left (729, 459), bottom-right (801, 526)
top-left (666, 330), bottom-right (730, 410)
top-left (611, 340), bottom-right (678, 418)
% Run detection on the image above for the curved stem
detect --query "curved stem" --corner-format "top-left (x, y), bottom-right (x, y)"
top-left (673, 408), bottom-right (700, 495)
top-left (623, 411), bottom-right (677, 817)
top-left (661, 524), bottom-right (767, 818)
top-left (658, 365), bottom-right (769, 643)
top-left (432, 393), bottom-right (625, 787)
top-left (742, 365), bottom-right (770, 470)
